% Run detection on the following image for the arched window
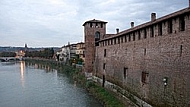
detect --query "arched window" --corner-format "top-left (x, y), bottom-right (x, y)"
top-left (95, 31), bottom-right (100, 41)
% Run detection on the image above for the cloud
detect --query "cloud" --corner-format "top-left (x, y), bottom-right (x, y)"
top-left (0, 0), bottom-right (188, 47)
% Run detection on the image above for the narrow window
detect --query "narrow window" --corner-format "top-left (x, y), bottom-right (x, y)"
top-left (150, 26), bottom-right (154, 37)
top-left (138, 30), bottom-right (141, 40)
top-left (124, 67), bottom-right (128, 79)
top-left (118, 38), bottom-right (120, 44)
top-left (129, 34), bottom-right (131, 41)
top-left (144, 48), bottom-right (146, 56)
top-left (180, 45), bottom-right (183, 57)
top-left (168, 20), bottom-right (173, 34)
top-left (125, 35), bottom-right (127, 42)
top-left (121, 36), bottom-right (123, 43)
top-left (142, 71), bottom-right (149, 84)
top-left (133, 32), bottom-right (135, 41)
top-left (104, 49), bottom-right (106, 57)
top-left (111, 39), bottom-right (113, 45)
top-left (179, 16), bottom-right (185, 31)
top-left (103, 63), bottom-right (106, 69)
top-left (144, 29), bottom-right (147, 38)
top-left (114, 38), bottom-right (116, 44)
top-left (158, 23), bottom-right (162, 36)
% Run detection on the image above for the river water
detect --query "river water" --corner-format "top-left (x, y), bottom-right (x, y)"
top-left (0, 61), bottom-right (103, 107)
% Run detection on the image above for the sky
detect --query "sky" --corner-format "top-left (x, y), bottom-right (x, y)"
top-left (0, 0), bottom-right (188, 47)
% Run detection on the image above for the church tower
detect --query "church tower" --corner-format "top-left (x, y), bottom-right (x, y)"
top-left (83, 19), bottom-right (107, 73)
top-left (24, 43), bottom-right (28, 52)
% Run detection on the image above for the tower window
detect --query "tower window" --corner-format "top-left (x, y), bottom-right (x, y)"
top-left (90, 23), bottom-right (93, 27)
top-left (101, 23), bottom-right (103, 28)
top-left (95, 31), bottom-right (100, 41)
top-left (96, 23), bottom-right (98, 28)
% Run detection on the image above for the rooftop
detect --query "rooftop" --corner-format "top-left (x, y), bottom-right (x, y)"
top-left (83, 19), bottom-right (107, 26)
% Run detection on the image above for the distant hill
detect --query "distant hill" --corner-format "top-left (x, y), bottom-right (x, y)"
top-left (0, 46), bottom-right (60, 53)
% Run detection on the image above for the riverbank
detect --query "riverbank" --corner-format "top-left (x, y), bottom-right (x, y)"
top-left (25, 58), bottom-right (127, 107)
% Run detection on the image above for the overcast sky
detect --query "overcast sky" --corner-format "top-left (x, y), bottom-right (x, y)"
top-left (0, 0), bottom-right (188, 47)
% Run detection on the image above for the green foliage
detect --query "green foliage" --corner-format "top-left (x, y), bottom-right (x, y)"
top-left (25, 48), bottom-right (54, 59)
top-left (86, 80), bottom-right (95, 88)
top-left (0, 52), bottom-right (16, 57)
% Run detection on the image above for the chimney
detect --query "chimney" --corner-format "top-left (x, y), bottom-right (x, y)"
top-left (189, 0), bottom-right (190, 7)
top-left (131, 22), bottom-right (134, 28)
top-left (116, 28), bottom-right (119, 34)
top-left (151, 13), bottom-right (156, 21)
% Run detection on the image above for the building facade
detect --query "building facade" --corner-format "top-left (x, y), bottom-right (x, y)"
top-left (83, 6), bottom-right (190, 107)
top-left (76, 42), bottom-right (85, 61)
top-left (56, 42), bottom-right (85, 63)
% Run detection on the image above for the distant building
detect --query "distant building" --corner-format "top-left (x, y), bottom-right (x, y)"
top-left (56, 42), bottom-right (85, 63)
top-left (24, 43), bottom-right (28, 52)
top-left (76, 42), bottom-right (85, 61)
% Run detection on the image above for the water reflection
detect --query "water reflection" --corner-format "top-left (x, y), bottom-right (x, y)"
top-left (20, 61), bottom-right (25, 88)
top-left (0, 61), bottom-right (103, 107)
top-left (32, 63), bottom-right (53, 72)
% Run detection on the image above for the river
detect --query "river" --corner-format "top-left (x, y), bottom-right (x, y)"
top-left (0, 61), bottom-right (103, 107)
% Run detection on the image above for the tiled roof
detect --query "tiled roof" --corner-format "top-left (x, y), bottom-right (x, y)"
top-left (83, 19), bottom-right (107, 26)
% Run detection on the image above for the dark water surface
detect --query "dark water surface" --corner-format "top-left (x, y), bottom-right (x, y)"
top-left (0, 61), bottom-right (102, 107)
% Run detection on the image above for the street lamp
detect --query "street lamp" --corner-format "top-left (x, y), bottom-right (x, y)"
top-left (163, 77), bottom-right (168, 86)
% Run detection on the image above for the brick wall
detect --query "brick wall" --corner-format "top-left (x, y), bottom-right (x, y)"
top-left (94, 11), bottom-right (190, 106)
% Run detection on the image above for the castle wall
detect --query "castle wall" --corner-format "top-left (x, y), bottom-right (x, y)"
top-left (95, 12), bottom-right (190, 106)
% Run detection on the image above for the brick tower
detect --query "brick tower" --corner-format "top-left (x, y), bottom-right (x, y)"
top-left (83, 19), bottom-right (107, 73)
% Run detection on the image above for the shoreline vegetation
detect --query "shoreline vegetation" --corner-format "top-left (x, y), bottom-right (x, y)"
top-left (25, 58), bottom-right (126, 107)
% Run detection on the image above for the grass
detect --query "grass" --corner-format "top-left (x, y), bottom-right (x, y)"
top-left (86, 80), bottom-right (125, 107)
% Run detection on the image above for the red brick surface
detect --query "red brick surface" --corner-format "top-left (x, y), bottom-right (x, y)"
top-left (84, 8), bottom-right (190, 106)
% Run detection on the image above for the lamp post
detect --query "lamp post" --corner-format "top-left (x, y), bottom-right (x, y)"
top-left (163, 77), bottom-right (168, 106)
